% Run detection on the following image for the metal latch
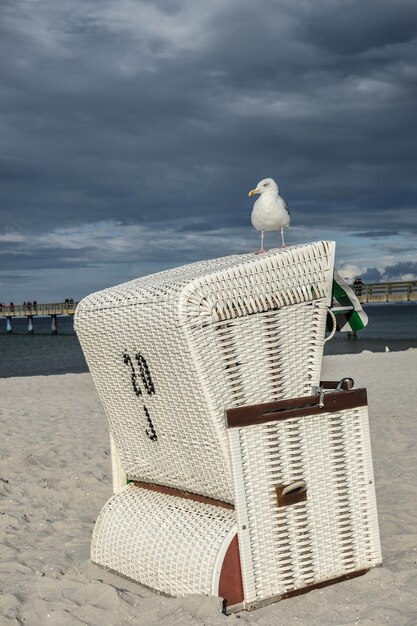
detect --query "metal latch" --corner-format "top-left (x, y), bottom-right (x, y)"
top-left (276, 480), bottom-right (308, 507)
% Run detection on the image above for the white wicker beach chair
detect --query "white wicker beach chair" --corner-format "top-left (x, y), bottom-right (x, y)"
top-left (225, 384), bottom-right (382, 608)
top-left (75, 241), bottom-right (381, 611)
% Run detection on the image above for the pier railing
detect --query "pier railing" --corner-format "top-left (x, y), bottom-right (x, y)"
top-left (0, 302), bottom-right (79, 317)
top-left (1, 281), bottom-right (417, 318)
top-left (353, 281), bottom-right (417, 303)
top-left (0, 301), bottom-right (80, 334)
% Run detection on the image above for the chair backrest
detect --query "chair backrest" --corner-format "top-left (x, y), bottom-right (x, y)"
top-left (75, 241), bottom-right (335, 502)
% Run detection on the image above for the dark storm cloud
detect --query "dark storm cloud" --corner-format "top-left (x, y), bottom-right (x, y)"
top-left (0, 247), bottom-right (96, 271)
top-left (302, 0), bottom-right (417, 54)
top-left (0, 0), bottom-right (416, 294)
top-left (362, 260), bottom-right (417, 282)
top-left (353, 231), bottom-right (400, 238)
top-left (360, 267), bottom-right (383, 282)
top-left (0, 273), bottom-right (32, 283)
top-left (383, 261), bottom-right (417, 279)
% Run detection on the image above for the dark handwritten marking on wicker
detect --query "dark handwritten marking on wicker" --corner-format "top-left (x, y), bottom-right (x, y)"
top-left (135, 353), bottom-right (156, 395)
top-left (123, 352), bottom-right (142, 397)
top-left (143, 405), bottom-right (158, 441)
top-left (122, 351), bottom-right (158, 442)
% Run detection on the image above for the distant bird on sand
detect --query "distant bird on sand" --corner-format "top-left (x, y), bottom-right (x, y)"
top-left (248, 178), bottom-right (290, 252)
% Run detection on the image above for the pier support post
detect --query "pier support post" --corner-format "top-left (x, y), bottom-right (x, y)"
top-left (6, 316), bottom-right (12, 334)
top-left (27, 316), bottom-right (34, 334)
top-left (51, 314), bottom-right (57, 335)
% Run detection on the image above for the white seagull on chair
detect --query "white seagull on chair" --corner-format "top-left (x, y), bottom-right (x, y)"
top-left (248, 178), bottom-right (290, 252)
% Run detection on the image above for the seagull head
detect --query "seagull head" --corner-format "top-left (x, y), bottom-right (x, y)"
top-left (248, 178), bottom-right (278, 197)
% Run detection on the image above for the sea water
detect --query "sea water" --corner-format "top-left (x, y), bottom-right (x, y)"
top-left (0, 316), bottom-right (87, 377)
top-left (1, 303), bottom-right (416, 377)
top-left (325, 302), bottom-right (417, 354)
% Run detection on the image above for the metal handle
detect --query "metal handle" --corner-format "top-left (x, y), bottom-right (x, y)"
top-left (337, 377), bottom-right (354, 390)
top-left (282, 480), bottom-right (307, 496)
top-left (276, 480), bottom-right (308, 507)
top-left (324, 309), bottom-right (337, 343)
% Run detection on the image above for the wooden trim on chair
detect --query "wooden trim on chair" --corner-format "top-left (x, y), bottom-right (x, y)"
top-left (132, 481), bottom-right (235, 510)
top-left (320, 378), bottom-right (354, 390)
top-left (281, 567), bottom-right (370, 599)
top-left (219, 534), bottom-right (244, 610)
top-left (226, 388), bottom-right (368, 429)
top-left (241, 568), bottom-right (371, 612)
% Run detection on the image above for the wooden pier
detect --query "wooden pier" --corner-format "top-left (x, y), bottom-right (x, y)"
top-left (353, 281), bottom-right (417, 304)
top-left (0, 301), bottom-right (79, 334)
top-left (1, 280), bottom-right (416, 334)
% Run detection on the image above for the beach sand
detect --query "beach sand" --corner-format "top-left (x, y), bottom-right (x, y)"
top-left (1, 350), bottom-right (416, 626)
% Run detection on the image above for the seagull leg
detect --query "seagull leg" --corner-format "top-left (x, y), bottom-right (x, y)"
top-left (255, 230), bottom-right (267, 254)
top-left (280, 227), bottom-right (287, 248)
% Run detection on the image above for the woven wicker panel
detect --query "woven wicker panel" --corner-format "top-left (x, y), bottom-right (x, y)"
top-left (229, 406), bottom-right (382, 604)
top-left (91, 485), bottom-right (236, 597)
top-left (201, 300), bottom-right (327, 410)
top-left (75, 242), bottom-right (335, 501)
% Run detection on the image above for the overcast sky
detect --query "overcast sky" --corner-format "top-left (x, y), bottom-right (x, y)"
top-left (1, 0), bottom-right (417, 303)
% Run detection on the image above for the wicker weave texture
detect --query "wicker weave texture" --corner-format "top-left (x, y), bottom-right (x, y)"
top-left (91, 485), bottom-right (236, 597)
top-left (229, 406), bottom-right (382, 604)
top-left (75, 242), bottom-right (335, 501)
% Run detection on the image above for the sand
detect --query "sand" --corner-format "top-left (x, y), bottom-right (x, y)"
top-left (1, 350), bottom-right (417, 626)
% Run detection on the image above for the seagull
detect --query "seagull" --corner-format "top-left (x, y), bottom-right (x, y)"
top-left (248, 178), bottom-right (290, 252)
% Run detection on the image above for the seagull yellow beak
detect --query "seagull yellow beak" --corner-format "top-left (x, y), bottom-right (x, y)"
top-left (248, 188), bottom-right (259, 197)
